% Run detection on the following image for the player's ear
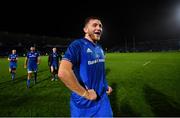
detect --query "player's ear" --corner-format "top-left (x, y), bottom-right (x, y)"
top-left (83, 26), bottom-right (88, 33)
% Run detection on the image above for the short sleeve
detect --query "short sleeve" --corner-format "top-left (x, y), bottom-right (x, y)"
top-left (62, 40), bottom-right (81, 66)
top-left (26, 53), bottom-right (29, 58)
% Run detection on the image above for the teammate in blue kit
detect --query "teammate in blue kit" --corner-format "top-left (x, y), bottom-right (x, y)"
top-left (58, 16), bottom-right (113, 117)
top-left (48, 47), bottom-right (62, 81)
top-left (24, 47), bottom-right (40, 88)
top-left (8, 49), bottom-right (18, 81)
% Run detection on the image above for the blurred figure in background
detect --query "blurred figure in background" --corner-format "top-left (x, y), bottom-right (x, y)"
top-left (24, 46), bottom-right (40, 88)
top-left (8, 49), bottom-right (18, 81)
top-left (48, 47), bottom-right (62, 81)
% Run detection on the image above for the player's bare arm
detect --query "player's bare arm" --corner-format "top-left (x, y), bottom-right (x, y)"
top-left (58, 60), bottom-right (97, 100)
top-left (37, 57), bottom-right (40, 65)
top-left (24, 57), bottom-right (28, 68)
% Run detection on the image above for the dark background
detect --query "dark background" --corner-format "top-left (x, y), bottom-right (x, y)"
top-left (0, 0), bottom-right (180, 53)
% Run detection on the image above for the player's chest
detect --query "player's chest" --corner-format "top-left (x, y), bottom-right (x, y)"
top-left (28, 53), bottom-right (37, 58)
top-left (53, 53), bottom-right (58, 58)
top-left (11, 55), bottom-right (17, 59)
top-left (82, 46), bottom-right (104, 60)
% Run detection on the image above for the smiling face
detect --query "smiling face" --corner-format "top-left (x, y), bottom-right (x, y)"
top-left (83, 18), bottom-right (103, 42)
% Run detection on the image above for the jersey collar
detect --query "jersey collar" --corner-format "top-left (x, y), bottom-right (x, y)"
top-left (83, 38), bottom-right (97, 47)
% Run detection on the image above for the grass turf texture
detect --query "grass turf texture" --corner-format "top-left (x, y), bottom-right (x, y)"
top-left (0, 52), bottom-right (180, 116)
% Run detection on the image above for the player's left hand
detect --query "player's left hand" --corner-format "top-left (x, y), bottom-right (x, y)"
top-left (106, 86), bottom-right (113, 95)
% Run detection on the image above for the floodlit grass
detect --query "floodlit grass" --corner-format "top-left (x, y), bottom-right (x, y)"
top-left (0, 56), bottom-right (70, 117)
top-left (0, 52), bottom-right (180, 116)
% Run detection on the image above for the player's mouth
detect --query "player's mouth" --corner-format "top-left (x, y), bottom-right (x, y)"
top-left (94, 31), bottom-right (101, 36)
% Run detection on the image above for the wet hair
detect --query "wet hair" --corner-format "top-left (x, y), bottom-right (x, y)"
top-left (84, 16), bottom-right (101, 27)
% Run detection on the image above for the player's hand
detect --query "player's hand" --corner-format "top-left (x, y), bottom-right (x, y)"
top-left (106, 86), bottom-right (113, 95)
top-left (24, 65), bottom-right (27, 69)
top-left (85, 89), bottom-right (97, 100)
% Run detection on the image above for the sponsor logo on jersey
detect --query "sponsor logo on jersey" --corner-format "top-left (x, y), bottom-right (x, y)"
top-left (87, 48), bottom-right (93, 53)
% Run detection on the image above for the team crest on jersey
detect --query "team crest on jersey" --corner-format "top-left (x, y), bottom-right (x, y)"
top-left (86, 48), bottom-right (92, 53)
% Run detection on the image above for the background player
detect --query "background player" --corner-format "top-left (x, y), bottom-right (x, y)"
top-left (24, 46), bottom-right (40, 88)
top-left (8, 49), bottom-right (18, 81)
top-left (48, 47), bottom-right (62, 81)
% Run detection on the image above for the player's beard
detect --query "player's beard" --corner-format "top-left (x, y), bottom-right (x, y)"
top-left (89, 33), bottom-right (101, 42)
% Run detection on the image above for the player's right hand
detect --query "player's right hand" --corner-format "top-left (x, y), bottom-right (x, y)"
top-left (24, 65), bottom-right (27, 69)
top-left (85, 89), bottom-right (97, 100)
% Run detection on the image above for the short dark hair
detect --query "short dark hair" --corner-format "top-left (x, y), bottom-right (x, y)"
top-left (84, 16), bottom-right (101, 27)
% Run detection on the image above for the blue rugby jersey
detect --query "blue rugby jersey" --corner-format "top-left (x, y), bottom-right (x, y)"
top-left (52, 52), bottom-right (59, 65)
top-left (9, 54), bottom-right (18, 64)
top-left (63, 38), bottom-right (108, 108)
top-left (27, 51), bottom-right (39, 66)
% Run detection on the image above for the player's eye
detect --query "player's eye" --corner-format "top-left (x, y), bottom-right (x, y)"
top-left (92, 23), bottom-right (97, 27)
top-left (99, 24), bottom-right (102, 28)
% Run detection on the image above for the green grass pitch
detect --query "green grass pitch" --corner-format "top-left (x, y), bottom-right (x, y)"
top-left (0, 52), bottom-right (180, 117)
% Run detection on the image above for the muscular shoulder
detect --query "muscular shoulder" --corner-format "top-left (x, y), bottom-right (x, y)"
top-left (69, 39), bottom-right (84, 48)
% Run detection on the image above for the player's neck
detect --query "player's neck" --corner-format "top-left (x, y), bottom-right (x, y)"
top-left (84, 35), bottom-right (97, 44)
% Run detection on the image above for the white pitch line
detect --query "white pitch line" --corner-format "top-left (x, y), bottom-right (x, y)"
top-left (143, 61), bottom-right (151, 66)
